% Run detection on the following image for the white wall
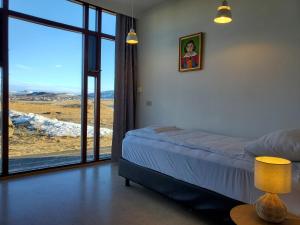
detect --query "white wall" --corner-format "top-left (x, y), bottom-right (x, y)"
top-left (136, 0), bottom-right (300, 138)
top-left (79, 0), bottom-right (167, 18)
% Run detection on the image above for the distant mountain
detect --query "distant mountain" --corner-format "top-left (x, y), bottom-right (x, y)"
top-left (12, 91), bottom-right (68, 96)
top-left (88, 90), bottom-right (114, 99)
top-left (26, 92), bottom-right (57, 97)
top-left (101, 90), bottom-right (114, 99)
top-left (15, 90), bottom-right (34, 95)
top-left (12, 90), bottom-right (114, 99)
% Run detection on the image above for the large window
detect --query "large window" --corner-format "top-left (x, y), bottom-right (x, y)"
top-left (8, 18), bottom-right (83, 172)
top-left (1, 0), bottom-right (116, 175)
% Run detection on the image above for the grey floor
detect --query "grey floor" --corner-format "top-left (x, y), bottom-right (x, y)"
top-left (0, 162), bottom-right (222, 225)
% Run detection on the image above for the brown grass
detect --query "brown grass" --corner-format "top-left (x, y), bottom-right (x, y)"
top-left (9, 100), bottom-right (113, 158)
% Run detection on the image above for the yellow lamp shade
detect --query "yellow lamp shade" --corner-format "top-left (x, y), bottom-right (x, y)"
top-left (214, 1), bottom-right (232, 24)
top-left (255, 156), bottom-right (292, 194)
top-left (126, 28), bottom-right (138, 45)
top-left (214, 16), bottom-right (232, 24)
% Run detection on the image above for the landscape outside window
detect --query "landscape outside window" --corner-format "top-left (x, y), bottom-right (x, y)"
top-left (7, 1), bottom-right (116, 172)
top-left (87, 76), bottom-right (96, 161)
top-left (100, 39), bottom-right (115, 159)
top-left (9, 18), bottom-right (83, 172)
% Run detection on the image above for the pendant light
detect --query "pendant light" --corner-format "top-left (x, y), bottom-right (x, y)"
top-left (214, 0), bottom-right (232, 24)
top-left (126, 0), bottom-right (138, 45)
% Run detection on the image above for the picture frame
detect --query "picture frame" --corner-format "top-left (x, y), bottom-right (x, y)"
top-left (179, 32), bottom-right (203, 72)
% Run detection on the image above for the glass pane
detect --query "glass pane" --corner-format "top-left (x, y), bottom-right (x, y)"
top-left (101, 11), bottom-right (116, 36)
top-left (9, 0), bottom-right (83, 27)
top-left (100, 39), bottom-right (115, 158)
top-left (88, 35), bottom-right (97, 72)
top-left (87, 76), bottom-right (95, 161)
top-left (89, 7), bottom-right (97, 31)
top-left (9, 18), bottom-right (82, 172)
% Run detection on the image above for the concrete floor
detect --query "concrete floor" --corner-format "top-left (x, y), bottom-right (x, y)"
top-left (0, 162), bottom-right (224, 225)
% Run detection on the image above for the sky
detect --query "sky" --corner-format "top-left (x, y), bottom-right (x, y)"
top-left (8, 0), bottom-right (116, 93)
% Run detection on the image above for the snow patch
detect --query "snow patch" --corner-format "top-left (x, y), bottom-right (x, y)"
top-left (10, 110), bottom-right (112, 137)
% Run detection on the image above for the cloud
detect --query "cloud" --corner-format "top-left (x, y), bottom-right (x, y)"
top-left (15, 64), bottom-right (32, 71)
top-left (55, 64), bottom-right (63, 68)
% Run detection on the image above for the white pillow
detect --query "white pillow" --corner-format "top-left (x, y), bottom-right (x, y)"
top-left (245, 129), bottom-right (300, 161)
top-left (144, 125), bottom-right (182, 134)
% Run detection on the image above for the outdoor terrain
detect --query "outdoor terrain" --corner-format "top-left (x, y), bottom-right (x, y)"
top-left (8, 91), bottom-right (114, 159)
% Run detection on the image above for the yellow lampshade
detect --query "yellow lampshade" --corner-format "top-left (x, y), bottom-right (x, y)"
top-left (214, 1), bottom-right (232, 24)
top-left (126, 28), bottom-right (138, 45)
top-left (214, 16), bottom-right (232, 24)
top-left (255, 156), bottom-right (292, 194)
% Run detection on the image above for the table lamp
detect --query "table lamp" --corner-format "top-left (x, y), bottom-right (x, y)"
top-left (254, 156), bottom-right (292, 223)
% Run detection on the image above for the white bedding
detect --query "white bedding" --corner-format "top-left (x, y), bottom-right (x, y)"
top-left (122, 127), bottom-right (300, 216)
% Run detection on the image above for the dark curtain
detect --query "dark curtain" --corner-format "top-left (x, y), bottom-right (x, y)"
top-left (111, 14), bottom-right (137, 161)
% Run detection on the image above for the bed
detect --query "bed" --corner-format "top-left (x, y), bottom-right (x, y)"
top-left (119, 126), bottom-right (300, 216)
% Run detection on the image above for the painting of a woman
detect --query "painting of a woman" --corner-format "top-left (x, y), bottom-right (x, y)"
top-left (179, 33), bottom-right (203, 72)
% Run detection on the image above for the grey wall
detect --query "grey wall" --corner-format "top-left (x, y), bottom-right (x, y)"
top-left (136, 0), bottom-right (300, 138)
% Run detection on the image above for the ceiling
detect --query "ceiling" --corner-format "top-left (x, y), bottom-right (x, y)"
top-left (81, 0), bottom-right (168, 18)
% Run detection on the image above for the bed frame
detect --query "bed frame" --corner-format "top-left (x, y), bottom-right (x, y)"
top-left (119, 158), bottom-right (243, 218)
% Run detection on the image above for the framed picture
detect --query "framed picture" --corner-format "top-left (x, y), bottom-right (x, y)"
top-left (179, 32), bottom-right (203, 72)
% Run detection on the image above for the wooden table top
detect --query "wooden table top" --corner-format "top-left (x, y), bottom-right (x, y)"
top-left (230, 205), bottom-right (300, 225)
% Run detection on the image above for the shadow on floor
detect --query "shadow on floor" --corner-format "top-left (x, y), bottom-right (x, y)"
top-left (9, 153), bottom-right (111, 173)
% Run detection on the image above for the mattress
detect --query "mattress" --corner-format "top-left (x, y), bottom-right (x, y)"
top-left (122, 127), bottom-right (300, 216)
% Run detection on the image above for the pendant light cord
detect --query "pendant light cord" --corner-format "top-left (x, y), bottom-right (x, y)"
top-left (131, 0), bottom-right (134, 29)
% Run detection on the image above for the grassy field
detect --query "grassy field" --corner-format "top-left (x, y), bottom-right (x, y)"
top-left (9, 99), bottom-right (114, 158)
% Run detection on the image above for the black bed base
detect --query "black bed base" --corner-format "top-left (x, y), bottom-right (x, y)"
top-left (119, 158), bottom-right (243, 217)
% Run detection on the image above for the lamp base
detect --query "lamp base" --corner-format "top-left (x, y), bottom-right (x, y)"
top-left (255, 193), bottom-right (287, 223)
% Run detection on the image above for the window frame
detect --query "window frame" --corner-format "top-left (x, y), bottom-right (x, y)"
top-left (0, 0), bottom-right (116, 176)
